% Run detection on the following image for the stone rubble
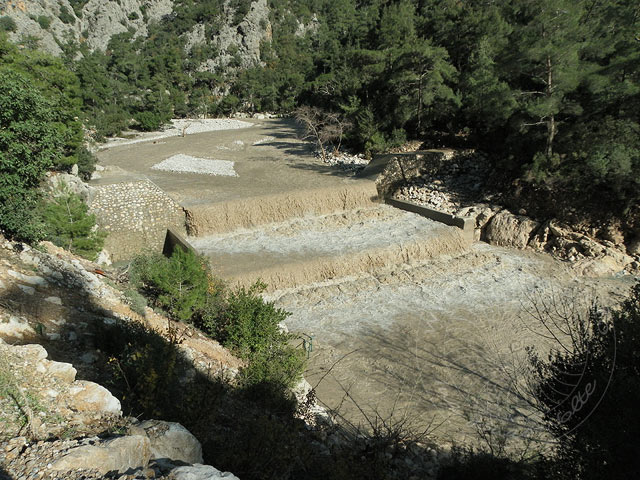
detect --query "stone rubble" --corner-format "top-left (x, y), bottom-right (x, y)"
top-left (319, 150), bottom-right (369, 174)
top-left (390, 150), bottom-right (639, 277)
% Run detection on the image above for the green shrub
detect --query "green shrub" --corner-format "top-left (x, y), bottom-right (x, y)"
top-left (123, 286), bottom-right (148, 316)
top-left (221, 281), bottom-right (288, 355)
top-left (75, 145), bottom-right (98, 180)
top-left (238, 341), bottom-right (306, 403)
top-left (40, 190), bottom-right (106, 260)
top-left (0, 70), bottom-right (64, 243)
top-left (0, 16), bottom-right (16, 32)
top-left (133, 110), bottom-right (167, 131)
top-left (89, 106), bottom-right (130, 140)
top-left (529, 282), bottom-right (640, 480)
top-left (222, 281), bottom-right (306, 392)
top-left (58, 6), bottom-right (75, 24)
top-left (129, 252), bottom-right (306, 392)
top-left (36, 16), bottom-right (51, 30)
top-left (130, 248), bottom-right (210, 322)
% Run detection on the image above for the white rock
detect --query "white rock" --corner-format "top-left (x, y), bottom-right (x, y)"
top-left (46, 360), bottom-right (77, 384)
top-left (66, 380), bottom-right (122, 415)
top-left (7, 270), bottom-right (48, 287)
top-left (14, 344), bottom-right (48, 361)
top-left (96, 249), bottom-right (112, 266)
top-left (171, 464), bottom-right (240, 480)
top-left (19, 251), bottom-right (40, 266)
top-left (483, 210), bottom-right (539, 249)
top-left (0, 316), bottom-right (36, 339)
top-left (45, 296), bottom-right (63, 305)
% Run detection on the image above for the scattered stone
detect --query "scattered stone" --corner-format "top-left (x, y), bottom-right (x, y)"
top-left (152, 155), bottom-right (238, 177)
top-left (44, 296), bottom-right (63, 305)
top-left (17, 285), bottom-right (35, 295)
top-left (7, 270), bottom-right (48, 287)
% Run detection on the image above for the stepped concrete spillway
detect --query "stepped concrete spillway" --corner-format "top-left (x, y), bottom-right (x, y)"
top-left (94, 118), bottom-right (633, 448)
top-left (190, 204), bottom-right (469, 291)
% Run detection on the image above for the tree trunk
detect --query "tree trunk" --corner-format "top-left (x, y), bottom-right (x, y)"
top-left (545, 55), bottom-right (555, 157)
top-left (417, 72), bottom-right (423, 132)
top-left (546, 114), bottom-right (556, 158)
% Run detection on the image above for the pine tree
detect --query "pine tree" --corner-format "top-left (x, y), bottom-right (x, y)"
top-left (40, 192), bottom-right (106, 260)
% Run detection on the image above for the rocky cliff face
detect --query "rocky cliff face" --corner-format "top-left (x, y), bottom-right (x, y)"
top-left (194, 0), bottom-right (271, 73)
top-left (1, 0), bottom-right (270, 68)
top-left (1, 0), bottom-right (171, 54)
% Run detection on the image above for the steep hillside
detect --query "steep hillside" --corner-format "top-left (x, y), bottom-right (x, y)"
top-left (0, 0), bottom-right (270, 70)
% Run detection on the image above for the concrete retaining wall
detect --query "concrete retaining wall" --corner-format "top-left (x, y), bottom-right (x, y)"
top-left (385, 197), bottom-right (474, 244)
top-left (89, 180), bottom-right (186, 262)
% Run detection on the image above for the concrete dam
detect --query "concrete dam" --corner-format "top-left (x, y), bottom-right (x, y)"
top-left (93, 118), bottom-right (630, 446)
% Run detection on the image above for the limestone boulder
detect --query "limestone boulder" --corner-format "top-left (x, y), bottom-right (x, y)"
top-left (170, 464), bottom-right (240, 480)
top-left (0, 315), bottom-right (36, 340)
top-left (45, 360), bottom-right (77, 384)
top-left (139, 420), bottom-right (204, 465)
top-left (66, 380), bottom-right (122, 415)
top-left (482, 210), bottom-right (539, 249)
top-left (51, 435), bottom-right (151, 474)
top-left (45, 173), bottom-right (94, 202)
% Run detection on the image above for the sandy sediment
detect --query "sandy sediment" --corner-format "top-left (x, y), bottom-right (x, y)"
top-left (185, 182), bottom-right (379, 236)
top-left (224, 228), bottom-right (470, 291)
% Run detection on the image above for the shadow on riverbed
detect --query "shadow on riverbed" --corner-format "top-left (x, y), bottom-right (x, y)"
top-left (0, 282), bottom-right (444, 480)
top-left (306, 316), bottom-right (551, 452)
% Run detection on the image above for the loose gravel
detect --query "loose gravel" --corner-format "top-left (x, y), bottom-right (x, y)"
top-left (151, 154), bottom-right (238, 176)
top-left (100, 118), bottom-right (254, 149)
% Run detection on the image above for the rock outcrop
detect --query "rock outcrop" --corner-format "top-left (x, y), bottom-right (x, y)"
top-left (0, 229), bottom-right (243, 479)
top-left (0, 0), bottom-right (271, 71)
top-left (190, 0), bottom-right (271, 74)
top-left (0, 335), bottom-right (237, 478)
top-left (0, 0), bottom-right (172, 55)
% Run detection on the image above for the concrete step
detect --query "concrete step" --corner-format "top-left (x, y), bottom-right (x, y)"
top-left (189, 205), bottom-right (470, 290)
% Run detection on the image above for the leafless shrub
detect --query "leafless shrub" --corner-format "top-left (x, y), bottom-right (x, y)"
top-left (294, 106), bottom-right (352, 161)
